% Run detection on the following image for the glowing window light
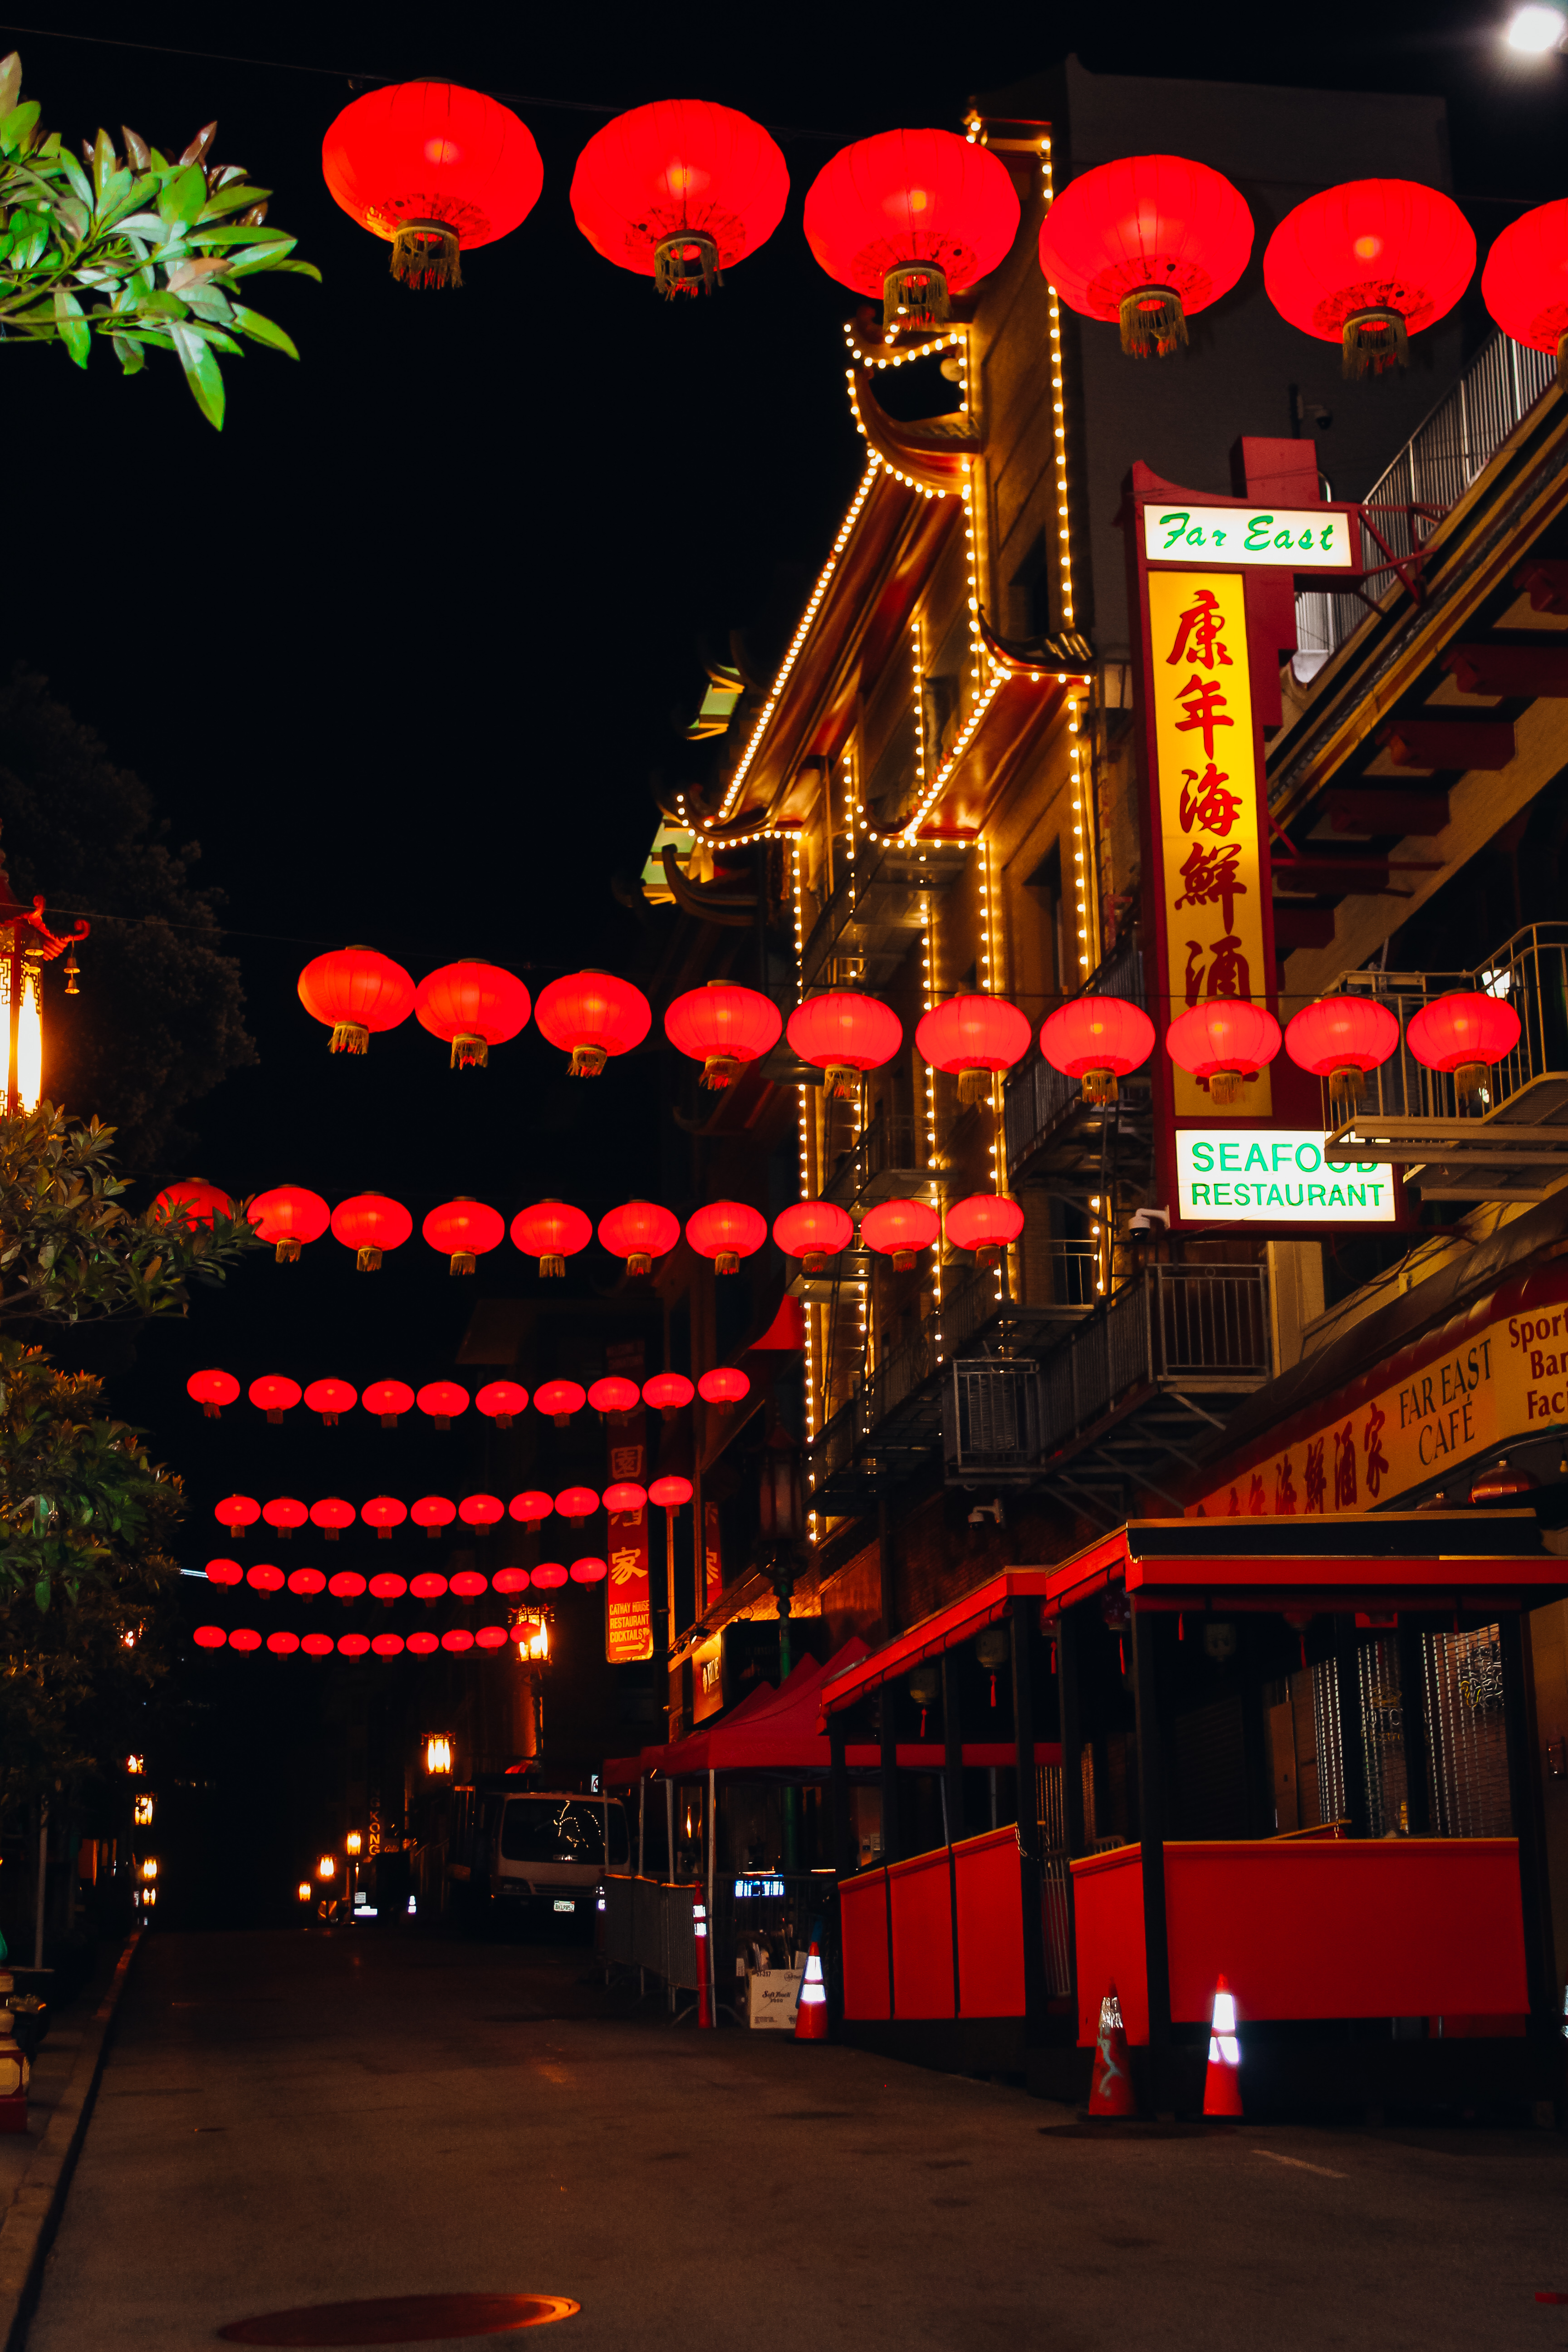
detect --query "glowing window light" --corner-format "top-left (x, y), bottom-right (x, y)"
top-left (424, 1734), bottom-right (453, 1776)
top-left (15, 964), bottom-right (41, 1113)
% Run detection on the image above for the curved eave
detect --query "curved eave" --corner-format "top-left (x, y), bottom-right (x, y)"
top-left (899, 664), bottom-right (1086, 841)
top-left (848, 362), bottom-right (980, 495)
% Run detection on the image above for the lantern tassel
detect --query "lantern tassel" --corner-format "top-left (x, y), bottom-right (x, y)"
top-left (266, 1408), bottom-right (283, 1426)
top-left (450, 1034), bottom-right (489, 1069)
top-left (1081, 1067), bottom-right (1119, 1107)
top-left (654, 229), bottom-right (720, 299)
top-left (1119, 285), bottom-right (1187, 358)
top-left (569, 1045), bottom-right (608, 1078)
top-left (1341, 305), bottom-right (1408, 381)
top-left (892, 1249), bottom-right (916, 1271)
top-left (826, 1064), bottom-right (860, 1101)
top-left (274, 1236), bottom-right (302, 1264)
top-left (701, 1054), bottom-right (739, 1091)
top-left (1207, 1068), bottom-right (1245, 1107)
top-left (957, 1067), bottom-right (991, 1106)
top-left (882, 260), bottom-right (949, 335)
top-left (202, 1401), bottom-right (219, 1421)
top-left (328, 1021), bottom-right (369, 1055)
top-left (627, 1252), bottom-right (652, 1277)
top-left (356, 1245), bottom-right (383, 1273)
top-left (449, 1251), bottom-right (477, 1276)
top-left (390, 219), bottom-right (462, 290)
top-left (1328, 1065), bottom-right (1364, 1121)
top-left (539, 1253), bottom-right (566, 1278)
top-left (715, 1251), bottom-right (739, 1275)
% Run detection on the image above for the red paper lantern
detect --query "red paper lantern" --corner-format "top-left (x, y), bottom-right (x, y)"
top-left (297, 947), bottom-right (416, 1054)
top-left (369, 1572), bottom-right (407, 1605)
top-left (310, 1498), bottom-right (356, 1542)
top-left (509, 1490), bottom-right (554, 1524)
top-left (1284, 995), bottom-right (1401, 1117)
top-left (534, 1380), bottom-right (586, 1426)
top-left (262, 1498), bottom-right (307, 1539)
top-left (287, 1568), bottom-right (326, 1598)
top-left (361, 1495), bottom-right (407, 1540)
top-left (372, 1632), bottom-right (405, 1658)
top-left (1165, 1002), bottom-right (1282, 1104)
top-left (588, 1375), bottom-right (642, 1420)
top-left (187, 1369), bottom-right (239, 1419)
top-left (698, 1367), bottom-right (750, 1409)
top-left (686, 1200), bottom-right (768, 1276)
top-left (773, 1200), bottom-right (854, 1275)
top-left (410, 1572), bottom-right (448, 1601)
top-left (534, 969), bottom-right (652, 1073)
top-left (362, 1379), bottom-right (415, 1427)
top-left (861, 1197), bottom-right (940, 1270)
top-left (303, 1378), bottom-right (357, 1427)
top-left (249, 1375), bottom-right (302, 1426)
top-left (152, 1178), bottom-right (233, 1229)
top-left (417, 1380), bottom-right (470, 1429)
top-left (228, 1628), bottom-right (262, 1653)
top-left (216, 1494), bottom-right (260, 1537)
top-left (1482, 199), bottom-right (1568, 378)
top-left (475, 1623), bottom-right (509, 1650)
top-left (663, 982), bottom-right (782, 1090)
top-left (267, 1630), bottom-right (300, 1656)
top-left (194, 1625), bottom-right (225, 1649)
top-left (459, 1494), bottom-right (504, 1528)
top-left (337, 1632), bottom-right (370, 1657)
top-left (804, 127), bottom-right (1020, 332)
top-left (449, 1570), bottom-right (488, 1600)
top-left (642, 1372), bottom-right (695, 1417)
top-left (649, 1475), bottom-right (693, 1509)
top-left (570, 99), bottom-right (789, 298)
top-left (441, 1627), bottom-right (475, 1651)
top-left (945, 1193), bottom-right (1025, 1259)
top-left (511, 1198), bottom-right (593, 1279)
top-left (531, 1563), bottom-right (568, 1590)
top-left (1406, 990), bottom-right (1521, 1104)
top-left (598, 1201), bottom-right (680, 1277)
top-left (1039, 996), bottom-right (1156, 1105)
top-left (603, 1481), bottom-right (647, 1514)
top-left (247, 1185), bottom-right (331, 1264)
top-left (329, 1571), bottom-right (368, 1601)
top-left (916, 995), bottom-right (1033, 1103)
top-left (556, 1485), bottom-right (600, 1525)
top-left (412, 1497), bottom-right (456, 1538)
top-left (785, 991), bottom-right (902, 1099)
top-left (206, 1557), bottom-right (243, 1586)
top-left (421, 1198), bottom-right (504, 1275)
top-left (321, 81), bottom-right (544, 289)
top-left (330, 1193), bottom-right (412, 1272)
top-left (247, 1563), bottom-right (284, 1593)
top-left (1038, 155), bottom-right (1253, 358)
top-left (1264, 179), bottom-right (1475, 377)
top-left (414, 961), bottom-right (530, 1068)
top-left (569, 1556), bottom-right (608, 1585)
top-left (476, 1380), bottom-right (528, 1426)
top-left (406, 1630), bottom-right (439, 1655)
top-left (302, 1632), bottom-right (335, 1657)
top-left (492, 1566), bottom-right (529, 1595)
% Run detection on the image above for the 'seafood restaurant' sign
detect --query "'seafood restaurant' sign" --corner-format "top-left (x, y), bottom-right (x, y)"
top-left (1175, 1130), bottom-right (1396, 1225)
top-left (1142, 505), bottom-right (1357, 569)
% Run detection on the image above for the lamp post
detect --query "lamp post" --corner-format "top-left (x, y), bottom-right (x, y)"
top-left (0, 837), bottom-right (87, 1115)
top-left (757, 1421), bottom-right (806, 1873)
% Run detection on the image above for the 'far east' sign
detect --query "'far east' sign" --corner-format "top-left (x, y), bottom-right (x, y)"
top-left (1142, 505), bottom-right (1356, 570)
top-left (1175, 1130), bottom-right (1396, 1225)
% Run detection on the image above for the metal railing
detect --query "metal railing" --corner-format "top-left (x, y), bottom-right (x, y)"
top-left (603, 1874), bottom-right (702, 1991)
top-left (1041, 1239), bottom-right (1100, 1309)
top-left (823, 1110), bottom-right (926, 1207)
top-left (807, 1262), bottom-right (1012, 1497)
top-left (1295, 331), bottom-right (1557, 672)
top-left (1037, 1263), bottom-right (1270, 1453)
top-left (1333, 921), bottom-right (1568, 1126)
top-left (1004, 934), bottom-right (1147, 1179)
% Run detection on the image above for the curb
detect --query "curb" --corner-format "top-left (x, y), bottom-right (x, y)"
top-left (0, 1931), bottom-right (141, 2352)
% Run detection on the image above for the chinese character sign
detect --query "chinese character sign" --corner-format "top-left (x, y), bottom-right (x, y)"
top-left (1147, 568), bottom-right (1271, 1117)
top-left (605, 1434), bottom-right (652, 1664)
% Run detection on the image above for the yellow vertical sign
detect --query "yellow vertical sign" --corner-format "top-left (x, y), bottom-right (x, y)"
top-left (1147, 569), bottom-right (1271, 1118)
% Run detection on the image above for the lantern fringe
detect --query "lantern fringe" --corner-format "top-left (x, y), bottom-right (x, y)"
top-left (892, 1249), bottom-right (916, 1271)
top-left (265, 1408), bottom-right (283, 1426)
top-left (329, 1022), bottom-right (369, 1055)
top-left (321, 1411), bottom-right (340, 1427)
top-left (201, 1401), bottom-right (219, 1420)
top-left (826, 1063), bottom-right (862, 1101)
top-left (1453, 1058), bottom-right (1488, 1109)
top-left (701, 1055), bottom-right (739, 1090)
top-left (569, 1045), bottom-right (608, 1078)
top-left (376, 1412), bottom-right (397, 1429)
top-left (1207, 1069), bottom-right (1245, 1107)
top-left (449, 1251), bottom-right (477, 1276)
top-left (1327, 1065), bottom-right (1364, 1121)
top-left (957, 1067), bottom-right (992, 1106)
top-left (1341, 306), bottom-right (1408, 380)
top-left (882, 260), bottom-right (949, 335)
top-left (801, 1251), bottom-right (825, 1276)
top-left (654, 229), bottom-right (720, 299)
top-left (391, 220), bottom-right (462, 290)
top-left (1119, 285), bottom-right (1187, 359)
top-left (356, 1245), bottom-right (383, 1272)
top-left (451, 1035), bottom-right (489, 1069)
top-left (1081, 1068), bottom-right (1119, 1107)
top-left (537, 1253), bottom-right (564, 1279)
top-left (627, 1252), bottom-right (652, 1276)
top-left (274, 1237), bottom-right (302, 1264)
top-left (715, 1251), bottom-right (739, 1275)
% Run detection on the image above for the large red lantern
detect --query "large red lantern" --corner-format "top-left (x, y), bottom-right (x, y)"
top-left (322, 82), bottom-right (544, 289)
top-left (588, 1376), bottom-right (641, 1421)
top-left (531, 1563), bottom-right (568, 1591)
top-left (650, 1474), bottom-right (693, 1509)
top-left (372, 1632), bottom-right (406, 1657)
top-left (448, 1570), bottom-right (487, 1600)
top-left (414, 961), bottom-right (530, 1068)
top-left (642, 1372), bottom-right (694, 1417)
top-left (459, 1494), bottom-right (505, 1529)
top-left (310, 1497), bottom-right (356, 1541)
top-left (287, 1568), bottom-right (326, 1598)
top-left (412, 1497), bottom-right (456, 1538)
top-left (686, 1200), bottom-right (768, 1276)
top-left (417, 1381), bottom-right (470, 1429)
top-left (205, 1558), bottom-right (242, 1587)
top-left (945, 1193), bottom-right (1025, 1260)
top-left (698, 1367), bottom-right (750, 1409)
top-left (861, 1197), bottom-right (939, 1270)
top-left (1264, 180), bottom-right (1475, 377)
top-left (803, 127), bottom-right (1020, 333)
top-left (475, 1623), bottom-right (509, 1650)
top-left (268, 1632), bottom-right (300, 1656)
top-left (216, 1494), bottom-right (260, 1538)
top-left (247, 1563), bottom-right (284, 1593)
top-left (475, 1380), bottom-right (528, 1427)
top-left (152, 1178), bottom-right (233, 1229)
top-left (570, 99), bottom-right (789, 298)
top-left (556, 1486), bottom-right (600, 1526)
top-left (338, 1632), bottom-right (370, 1657)
top-left (361, 1496), bottom-right (407, 1540)
top-left (247, 1186), bottom-right (330, 1263)
top-left (1284, 995), bottom-right (1401, 1118)
top-left (249, 1376), bottom-right (301, 1426)
top-left (1038, 155), bottom-right (1252, 358)
top-left (534, 970), bottom-right (651, 1075)
top-left (362, 1379), bottom-right (414, 1427)
top-left (1406, 990), bottom-right (1521, 1107)
top-left (916, 995), bottom-right (1033, 1103)
top-left (262, 1498), bottom-right (307, 1539)
top-left (663, 982), bottom-right (782, 1090)
top-left (369, 1572), bottom-right (407, 1606)
top-left (329, 1571), bottom-right (367, 1601)
top-left (194, 1625), bottom-right (226, 1649)
top-left (492, 1567), bottom-right (529, 1595)
top-left (511, 1198), bottom-right (593, 1278)
top-left (1039, 996), bottom-right (1156, 1106)
top-left (405, 1629), bottom-right (439, 1655)
top-left (785, 992), bottom-right (902, 1099)
top-left (229, 1628), bottom-right (262, 1654)
top-left (534, 1380), bottom-right (586, 1426)
top-left (302, 1632), bottom-right (335, 1657)
top-left (187, 1369), bottom-right (239, 1419)
top-left (773, 1200), bottom-right (854, 1275)
top-left (1482, 199), bottom-right (1568, 380)
top-left (330, 1193), bottom-right (412, 1272)
top-left (296, 947), bottom-right (415, 1054)
top-left (304, 1378), bottom-right (357, 1426)
top-left (510, 1490), bottom-right (554, 1524)
top-left (1165, 1002), bottom-right (1282, 1105)
top-left (569, 1556), bottom-right (608, 1585)
top-left (441, 1628), bottom-right (475, 1652)
top-left (421, 1197), bottom-right (504, 1274)
top-left (603, 1480), bottom-right (647, 1514)
top-left (411, 1571), bottom-right (448, 1601)
top-left (599, 1200), bottom-right (680, 1276)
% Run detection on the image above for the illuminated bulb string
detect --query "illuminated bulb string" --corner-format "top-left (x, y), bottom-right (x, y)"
top-left (794, 840), bottom-right (819, 1545)
top-left (1039, 133), bottom-right (1094, 974)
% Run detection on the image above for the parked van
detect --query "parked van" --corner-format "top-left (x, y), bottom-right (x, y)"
top-left (452, 1785), bottom-right (630, 1927)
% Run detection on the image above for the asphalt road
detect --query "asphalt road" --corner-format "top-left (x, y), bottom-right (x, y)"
top-left (20, 1929), bottom-right (1568, 2350)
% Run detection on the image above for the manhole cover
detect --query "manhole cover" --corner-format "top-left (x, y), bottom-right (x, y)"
top-left (216, 2293), bottom-right (578, 2344)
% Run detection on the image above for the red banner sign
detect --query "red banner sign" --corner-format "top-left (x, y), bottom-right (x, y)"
top-left (606, 1435), bottom-right (652, 1664)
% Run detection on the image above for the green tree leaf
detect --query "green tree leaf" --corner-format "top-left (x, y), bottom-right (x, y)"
top-left (51, 287), bottom-right (89, 368)
top-left (228, 301), bottom-right (298, 359)
top-left (156, 162), bottom-right (207, 230)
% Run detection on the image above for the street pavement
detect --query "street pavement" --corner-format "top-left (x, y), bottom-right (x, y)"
top-left (20, 1928), bottom-right (1568, 2349)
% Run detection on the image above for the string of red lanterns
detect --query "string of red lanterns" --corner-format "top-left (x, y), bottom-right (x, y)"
top-left (192, 1365), bottom-right (752, 1423)
top-left (212, 1472), bottom-right (721, 1541)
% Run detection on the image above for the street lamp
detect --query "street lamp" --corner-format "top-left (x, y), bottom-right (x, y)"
top-left (510, 1612), bottom-right (549, 1662)
top-left (0, 838), bottom-right (87, 1115)
top-left (125, 1754), bottom-right (144, 1775)
top-left (297, 1880), bottom-right (312, 1903)
top-left (139, 1858), bottom-right (157, 1882)
top-left (424, 1735), bottom-right (453, 1777)
top-left (316, 1854), bottom-right (336, 1880)
top-left (1507, 5), bottom-right (1567, 50)
top-left (345, 1831), bottom-right (362, 1857)
top-left (133, 1795), bottom-right (153, 1827)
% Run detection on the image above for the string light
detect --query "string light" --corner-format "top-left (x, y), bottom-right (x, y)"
top-left (794, 838), bottom-right (820, 1548)
top-left (979, 835), bottom-right (1007, 1302)
top-left (1039, 135), bottom-right (1077, 636)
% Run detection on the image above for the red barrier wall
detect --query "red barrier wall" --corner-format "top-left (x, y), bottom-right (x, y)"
top-left (840, 1867), bottom-right (891, 2021)
top-left (953, 1828), bottom-right (1027, 2018)
top-left (889, 1848), bottom-right (955, 2020)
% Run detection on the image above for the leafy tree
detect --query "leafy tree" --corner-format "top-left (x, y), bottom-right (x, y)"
top-left (0, 50), bottom-right (318, 428)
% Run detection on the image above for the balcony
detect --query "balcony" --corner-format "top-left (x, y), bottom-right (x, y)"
top-left (821, 1110), bottom-right (931, 1213)
top-left (1326, 921), bottom-right (1568, 1200)
top-left (1005, 935), bottom-right (1153, 1200)
top-left (799, 838), bottom-right (968, 994)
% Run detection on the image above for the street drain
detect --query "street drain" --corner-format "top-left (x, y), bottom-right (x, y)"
top-left (216, 2293), bottom-right (578, 2344)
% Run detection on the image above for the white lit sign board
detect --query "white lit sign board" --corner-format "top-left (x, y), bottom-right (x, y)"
top-left (1176, 1131), bottom-right (1396, 1224)
top-left (1144, 505), bottom-right (1355, 570)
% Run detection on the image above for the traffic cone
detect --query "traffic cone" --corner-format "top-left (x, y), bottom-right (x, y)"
top-left (1086, 1983), bottom-right (1136, 2117)
top-left (794, 1942), bottom-right (828, 2042)
top-left (1202, 1973), bottom-right (1243, 2118)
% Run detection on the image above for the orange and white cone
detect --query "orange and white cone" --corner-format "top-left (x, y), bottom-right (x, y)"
top-left (1086, 1983), bottom-right (1136, 2117)
top-left (794, 1941), bottom-right (829, 2041)
top-left (1202, 1973), bottom-right (1243, 2118)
